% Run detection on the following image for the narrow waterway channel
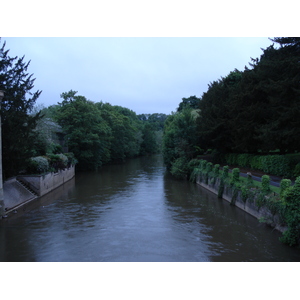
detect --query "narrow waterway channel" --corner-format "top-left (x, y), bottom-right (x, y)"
top-left (1, 154), bottom-right (300, 262)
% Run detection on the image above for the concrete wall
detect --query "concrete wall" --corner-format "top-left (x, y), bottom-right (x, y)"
top-left (196, 175), bottom-right (287, 233)
top-left (17, 165), bottom-right (75, 197)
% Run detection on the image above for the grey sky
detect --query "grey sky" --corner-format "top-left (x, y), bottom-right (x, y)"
top-left (3, 37), bottom-right (274, 115)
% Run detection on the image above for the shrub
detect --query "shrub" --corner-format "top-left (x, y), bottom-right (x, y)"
top-left (187, 159), bottom-right (201, 177)
top-left (225, 153), bottom-right (238, 165)
top-left (27, 156), bottom-right (49, 174)
top-left (241, 185), bottom-right (249, 202)
top-left (170, 157), bottom-right (189, 179)
top-left (261, 175), bottom-right (271, 193)
top-left (280, 179), bottom-right (292, 197)
top-left (222, 165), bottom-right (229, 179)
top-left (260, 155), bottom-right (291, 177)
top-left (47, 153), bottom-right (68, 171)
top-left (293, 163), bottom-right (300, 178)
top-left (200, 159), bottom-right (207, 171)
top-left (206, 162), bottom-right (213, 173)
top-left (249, 155), bottom-right (263, 170)
top-left (189, 167), bottom-right (201, 183)
top-left (280, 177), bottom-right (300, 246)
top-left (231, 168), bottom-right (240, 185)
top-left (237, 154), bottom-right (253, 168)
top-left (213, 164), bottom-right (220, 177)
top-left (65, 152), bottom-right (78, 167)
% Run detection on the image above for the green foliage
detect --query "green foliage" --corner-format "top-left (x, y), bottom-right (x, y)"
top-left (231, 168), bottom-right (240, 185)
top-left (55, 91), bottom-right (112, 170)
top-left (26, 152), bottom-right (77, 174)
top-left (187, 159), bottom-right (201, 179)
top-left (261, 175), bottom-right (271, 193)
top-left (139, 123), bottom-right (159, 155)
top-left (47, 153), bottom-right (67, 171)
top-left (27, 156), bottom-right (49, 174)
top-left (221, 152), bottom-right (297, 178)
top-left (241, 186), bottom-right (249, 202)
top-left (47, 92), bottom-right (164, 170)
top-left (64, 152), bottom-right (78, 166)
top-left (138, 113), bottom-right (168, 131)
top-left (213, 164), bottom-right (220, 177)
top-left (293, 163), bottom-right (300, 178)
top-left (237, 154), bottom-right (253, 168)
top-left (163, 107), bottom-right (199, 171)
top-left (260, 155), bottom-right (291, 177)
top-left (192, 159), bottom-right (300, 247)
top-left (189, 168), bottom-right (200, 183)
top-left (280, 179), bottom-right (292, 197)
top-left (0, 38), bottom-right (42, 178)
top-left (200, 159), bottom-right (208, 171)
top-left (170, 157), bottom-right (189, 179)
top-left (222, 166), bottom-right (229, 179)
top-left (55, 92), bottom-right (154, 169)
top-left (279, 177), bottom-right (300, 246)
top-left (197, 70), bottom-right (242, 152)
top-left (206, 162), bottom-right (213, 173)
top-left (249, 155), bottom-right (263, 170)
top-left (195, 38), bottom-right (300, 154)
top-left (177, 96), bottom-right (200, 112)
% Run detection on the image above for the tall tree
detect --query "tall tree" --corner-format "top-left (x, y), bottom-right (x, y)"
top-left (230, 42), bottom-right (300, 153)
top-left (270, 37), bottom-right (300, 48)
top-left (163, 107), bottom-right (199, 169)
top-left (197, 70), bottom-right (242, 153)
top-left (96, 102), bottom-right (142, 162)
top-left (0, 39), bottom-right (42, 178)
top-left (55, 91), bottom-right (111, 170)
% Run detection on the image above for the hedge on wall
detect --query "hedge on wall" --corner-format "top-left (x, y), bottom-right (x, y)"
top-left (222, 153), bottom-right (296, 178)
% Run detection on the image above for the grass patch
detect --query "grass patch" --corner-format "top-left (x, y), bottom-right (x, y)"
top-left (227, 172), bottom-right (280, 195)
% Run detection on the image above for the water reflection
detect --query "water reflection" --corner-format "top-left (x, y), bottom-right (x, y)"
top-left (1, 155), bottom-right (300, 262)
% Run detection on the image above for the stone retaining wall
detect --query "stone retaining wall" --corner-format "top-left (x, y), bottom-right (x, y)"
top-left (196, 175), bottom-right (287, 233)
top-left (17, 165), bottom-right (75, 197)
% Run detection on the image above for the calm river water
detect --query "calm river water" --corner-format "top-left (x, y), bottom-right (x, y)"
top-left (1, 154), bottom-right (300, 262)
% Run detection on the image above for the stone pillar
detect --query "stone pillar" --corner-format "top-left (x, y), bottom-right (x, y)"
top-left (0, 90), bottom-right (5, 217)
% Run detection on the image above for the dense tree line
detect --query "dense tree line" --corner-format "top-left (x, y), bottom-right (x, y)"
top-left (40, 90), bottom-right (166, 170)
top-left (198, 37), bottom-right (300, 154)
top-left (0, 38), bottom-right (166, 177)
top-left (163, 37), bottom-right (300, 177)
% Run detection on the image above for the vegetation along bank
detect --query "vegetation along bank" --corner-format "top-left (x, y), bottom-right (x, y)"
top-left (2, 36), bottom-right (300, 247)
top-left (162, 38), bottom-right (300, 247)
top-left (0, 38), bottom-right (167, 217)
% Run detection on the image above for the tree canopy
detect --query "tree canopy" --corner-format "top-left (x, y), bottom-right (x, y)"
top-left (51, 90), bottom-right (164, 170)
top-left (0, 39), bottom-right (42, 178)
top-left (196, 38), bottom-right (300, 154)
top-left (163, 37), bottom-right (300, 173)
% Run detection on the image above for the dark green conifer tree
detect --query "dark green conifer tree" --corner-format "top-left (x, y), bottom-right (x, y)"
top-left (0, 39), bottom-right (42, 178)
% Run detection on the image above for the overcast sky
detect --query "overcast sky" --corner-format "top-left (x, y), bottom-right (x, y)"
top-left (3, 37), bottom-right (275, 115)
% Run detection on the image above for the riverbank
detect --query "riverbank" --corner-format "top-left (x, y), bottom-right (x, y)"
top-left (1, 165), bottom-right (75, 218)
top-left (2, 154), bottom-right (299, 262)
top-left (190, 159), bottom-right (300, 246)
top-left (196, 176), bottom-right (287, 233)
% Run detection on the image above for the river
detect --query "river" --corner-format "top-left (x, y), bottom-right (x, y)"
top-left (1, 154), bottom-right (300, 262)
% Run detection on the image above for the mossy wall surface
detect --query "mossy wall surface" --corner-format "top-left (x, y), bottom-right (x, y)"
top-left (196, 175), bottom-right (287, 233)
